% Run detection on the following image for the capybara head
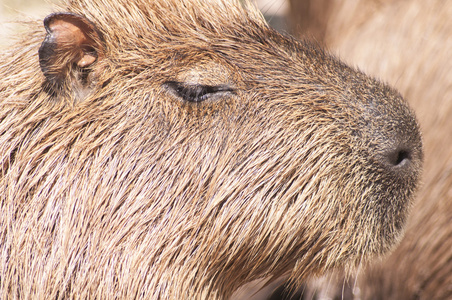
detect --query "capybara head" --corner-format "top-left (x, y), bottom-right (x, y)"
top-left (0, 0), bottom-right (422, 298)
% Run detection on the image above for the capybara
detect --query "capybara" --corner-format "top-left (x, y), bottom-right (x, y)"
top-left (287, 0), bottom-right (452, 299)
top-left (0, 0), bottom-right (423, 298)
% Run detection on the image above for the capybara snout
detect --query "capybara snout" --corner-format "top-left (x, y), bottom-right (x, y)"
top-left (362, 89), bottom-right (422, 172)
top-left (0, 0), bottom-right (422, 299)
top-left (356, 83), bottom-right (423, 183)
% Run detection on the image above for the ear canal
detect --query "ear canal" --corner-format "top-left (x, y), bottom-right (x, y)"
top-left (39, 12), bottom-right (103, 87)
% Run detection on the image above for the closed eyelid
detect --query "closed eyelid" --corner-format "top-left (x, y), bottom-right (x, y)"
top-left (163, 81), bottom-right (236, 102)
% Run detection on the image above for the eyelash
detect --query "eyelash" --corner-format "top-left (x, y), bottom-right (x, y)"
top-left (164, 81), bottom-right (235, 103)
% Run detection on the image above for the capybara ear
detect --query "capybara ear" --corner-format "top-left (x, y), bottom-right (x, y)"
top-left (39, 12), bottom-right (103, 89)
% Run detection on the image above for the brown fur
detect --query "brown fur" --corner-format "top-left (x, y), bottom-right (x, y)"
top-left (0, 0), bottom-right (423, 299)
top-left (288, 0), bottom-right (452, 299)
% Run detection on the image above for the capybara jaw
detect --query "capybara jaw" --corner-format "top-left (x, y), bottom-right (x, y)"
top-left (0, 0), bottom-right (422, 298)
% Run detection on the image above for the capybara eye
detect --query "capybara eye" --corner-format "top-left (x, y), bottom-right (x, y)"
top-left (164, 81), bottom-right (235, 102)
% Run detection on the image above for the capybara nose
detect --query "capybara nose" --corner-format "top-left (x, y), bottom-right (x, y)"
top-left (377, 122), bottom-right (423, 179)
top-left (385, 146), bottom-right (412, 168)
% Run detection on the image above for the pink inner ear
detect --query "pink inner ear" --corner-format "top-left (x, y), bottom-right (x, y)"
top-left (48, 17), bottom-right (99, 68)
top-left (78, 55), bottom-right (97, 67)
top-left (49, 20), bottom-right (86, 45)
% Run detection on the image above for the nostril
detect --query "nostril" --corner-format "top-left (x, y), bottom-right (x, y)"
top-left (387, 148), bottom-right (412, 167)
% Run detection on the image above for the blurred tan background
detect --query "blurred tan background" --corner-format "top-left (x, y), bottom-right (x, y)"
top-left (0, 0), bottom-right (57, 48)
